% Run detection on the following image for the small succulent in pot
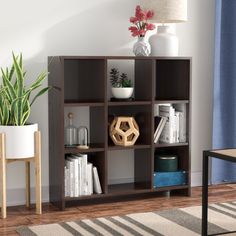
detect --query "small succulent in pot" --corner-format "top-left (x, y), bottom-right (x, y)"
top-left (110, 68), bottom-right (134, 100)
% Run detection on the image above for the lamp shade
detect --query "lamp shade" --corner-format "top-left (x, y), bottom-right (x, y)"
top-left (141, 0), bottom-right (187, 23)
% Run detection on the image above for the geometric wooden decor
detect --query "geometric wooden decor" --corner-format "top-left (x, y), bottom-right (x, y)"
top-left (109, 116), bottom-right (140, 146)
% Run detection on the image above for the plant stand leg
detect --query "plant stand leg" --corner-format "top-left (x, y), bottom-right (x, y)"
top-left (35, 131), bottom-right (42, 214)
top-left (25, 161), bottom-right (30, 208)
top-left (0, 133), bottom-right (6, 218)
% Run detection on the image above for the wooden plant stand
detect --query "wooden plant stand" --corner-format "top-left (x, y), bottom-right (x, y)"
top-left (0, 131), bottom-right (42, 218)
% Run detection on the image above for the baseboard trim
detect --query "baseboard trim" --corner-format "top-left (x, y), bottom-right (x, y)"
top-left (5, 186), bottom-right (49, 206)
top-left (191, 171), bottom-right (202, 187)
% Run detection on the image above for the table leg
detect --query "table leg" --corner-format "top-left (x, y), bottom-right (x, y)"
top-left (35, 131), bottom-right (42, 215)
top-left (0, 133), bottom-right (6, 218)
top-left (202, 151), bottom-right (209, 236)
top-left (25, 161), bottom-right (30, 207)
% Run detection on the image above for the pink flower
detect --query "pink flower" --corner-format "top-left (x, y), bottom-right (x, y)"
top-left (146, 23), bottom-right (155, 30)
top-left (135, 5), bottom-right (146, 21)
top-left (146, 10), bottom-right (154, 19)
top-left (129, 26), bottom-right (139, 36)
top-left (128, 5), bottom-right (156, 38)
top-left (130, 17), bottom-right (138, 23)
top-left (138, 29), bottom-right (145, 36)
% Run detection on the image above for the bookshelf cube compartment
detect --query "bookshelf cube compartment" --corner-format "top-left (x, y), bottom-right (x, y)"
top-left (154, 146), bottom-right (190, 173)
top-left (155, 59), bottom-right (190, 100)
top-left (64, 106), bottom-right (105, 147)
top-left (107, 59), bottom-right (153, 101)
top-left (108, 148), bottom-right (152, 194)
top-left (108, 105), bottom-right (152, 146)
top-left (64, 151), bottom-right (106, 198)
top-left (64, 59), bottom-right (105, 103)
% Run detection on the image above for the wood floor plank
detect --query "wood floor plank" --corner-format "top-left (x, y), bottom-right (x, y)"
top-left (0, 184), bottom-right (235, 236)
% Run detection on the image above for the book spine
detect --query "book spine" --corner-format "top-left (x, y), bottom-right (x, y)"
top-left (64, 167), bottom-right (69, 197)
top-left (93, 167), bottom-right (102, 194)
top-left (154, 117), bottom-right (167, 143)
top-left (69, 160), bottom-right (74, 197)
top-left (74, 159), bottom-right (79, 197)
top-left (87, 163), bottom-right (93, 195)
top-left (81, 154), bottom-right (88, 196)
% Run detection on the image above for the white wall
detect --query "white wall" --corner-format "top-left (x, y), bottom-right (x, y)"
top-left (0, 0), bottom-right (215, 205)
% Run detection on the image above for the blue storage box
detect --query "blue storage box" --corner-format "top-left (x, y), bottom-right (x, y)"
top-left (153, 171), bottom-right (187, 188)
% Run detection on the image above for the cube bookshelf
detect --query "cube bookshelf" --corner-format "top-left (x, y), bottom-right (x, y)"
top-left (48, 56), bottom-right (191, 210)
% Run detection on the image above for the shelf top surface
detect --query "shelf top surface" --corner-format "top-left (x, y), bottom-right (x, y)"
top-left (48, 56), bottom-right (192, 60)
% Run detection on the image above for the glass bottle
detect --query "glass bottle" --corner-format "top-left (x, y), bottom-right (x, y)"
top-left (65, 112), bottom-right (77, 146)
top-left (77, 126), bottom-right (89, 149)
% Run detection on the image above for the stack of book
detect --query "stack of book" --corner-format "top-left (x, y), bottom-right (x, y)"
top-left (154, 104), bottom-right (187, 144)
top-left (64, 153), bottom-right (102, 197)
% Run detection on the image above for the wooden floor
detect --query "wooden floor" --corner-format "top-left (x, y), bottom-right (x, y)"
top-left (1, 184), bottom-right (235, 236)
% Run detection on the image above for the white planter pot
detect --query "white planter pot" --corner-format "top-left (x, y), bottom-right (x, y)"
top-left (0, 124), bottom-right (38, 159)
top-left (111, 87), bottom-right (134, 99)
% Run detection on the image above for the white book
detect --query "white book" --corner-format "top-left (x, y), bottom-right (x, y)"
top-left (154, 117), bottom-right (167, 143)
top-left (72, 153), bottom-right (88, 196)
top-left (173, 104), bottom-right (187, 142)
top-left (154, 116), bottom-right (163, 140)
top-left (159, 105), bottom-right (175, 143)
top-left (64, 167), bottom-right (69, 197)
top-left (68, 157), bottom-right (79, 197)
top-left (71, 154), bottom-right (82, 196)
top-left (66, 158), bottom-right (74, 197)
top-left (175, 111), bottom-right (180, 143)
top-left (81, 154), bottom-right (88, 195)
top-left (87, 163), bottom-right (93, 195)
top-left (93, 167), bottom-right (102, 194)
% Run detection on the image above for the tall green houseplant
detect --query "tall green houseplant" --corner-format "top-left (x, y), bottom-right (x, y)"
top-left (0, 53), bottom-right (50, 126)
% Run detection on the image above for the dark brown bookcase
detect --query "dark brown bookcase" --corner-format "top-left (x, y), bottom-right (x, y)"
top-left (48, 56), bottom-right (192, 210)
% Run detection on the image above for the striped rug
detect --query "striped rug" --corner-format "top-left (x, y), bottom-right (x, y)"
top-left (17, 201), bottom-right (236, 236)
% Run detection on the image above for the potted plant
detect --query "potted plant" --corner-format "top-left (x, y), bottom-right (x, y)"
top-left (110, 68), bottom-right (134, 99)
top-left (0, 53), bottom-right (50, 159)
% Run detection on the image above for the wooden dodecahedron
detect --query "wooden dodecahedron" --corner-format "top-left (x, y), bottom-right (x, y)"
top-left (109, 116), bottom-right (140, 146)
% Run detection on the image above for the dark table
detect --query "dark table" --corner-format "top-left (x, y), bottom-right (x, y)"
top-left (202, 149), bottom-right (236, 236)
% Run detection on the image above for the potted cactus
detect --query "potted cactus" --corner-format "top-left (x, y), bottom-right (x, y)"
top-left (110, 68), bottom-right (134, 99)
top-left (0, 53), bottom-right (50, 159)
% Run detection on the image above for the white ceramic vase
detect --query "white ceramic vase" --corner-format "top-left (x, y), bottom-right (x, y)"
top-left (111, 87), bottom-right (134, 99)
top-left (149, 25), bottom-right (179, 56)
top-left (133, 36), bottom-right (151, 56)
top-left (0, 123), bottom-right (38, 159)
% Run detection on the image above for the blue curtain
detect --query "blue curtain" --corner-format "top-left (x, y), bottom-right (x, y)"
top-left (212, 0), bottom-right (236, 183)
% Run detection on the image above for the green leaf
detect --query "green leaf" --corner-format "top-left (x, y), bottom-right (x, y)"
top-left (1, 68), bottom-right (16, 102)
top-left (21, 100), bottom-right (30, 125)
top-left (30, 87), bottom-right (51, 106)
top-left (8, 63), bottom-right (15, 81)
top-left (19, 53), bottom-right (23, 69)
top-left (30, 71), bottom-right (48, 90)
top-left (2, 98), bottom-right (9, 125)
top-left (12, 53), bottom-right (24, 125)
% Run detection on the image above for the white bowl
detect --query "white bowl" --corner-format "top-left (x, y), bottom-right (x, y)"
top-left (111, 87), bottom-right (134, 99)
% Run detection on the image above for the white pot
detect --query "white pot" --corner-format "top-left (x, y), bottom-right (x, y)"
top-left (0, 124), bottom-right (38, 159)
top-left (111, 87), bottom-right (134, 99)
